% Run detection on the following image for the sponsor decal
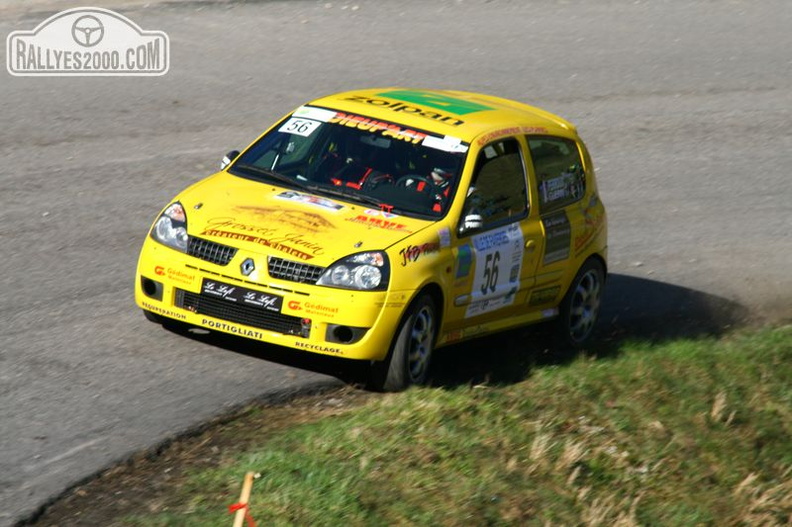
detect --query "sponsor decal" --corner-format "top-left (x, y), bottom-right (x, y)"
top-left (574, 223), bottom-right (604, 256)
top-left (234, 206), bottom-right (335, 233)
top-left (455, 244), bottom-right (473, 278)
top-left (374, 293), bottom-right (407, 309)
top-left (202, 228), bottom-right (316, 260)
top-left (574, 195), bottom-right (606, 256)
top-left (363, 208), bottom-right (398, 219)
top-left (343, 94), bottom-right (466, 127)
top-left (399, 242), bottom-right (441, 266)
top-left (275, 190), bottom-right (344, 211)
top-left (292, 106), bottom-right (337, 122)
top-left (465, 223), bottom-right (524, 318)
top-left (529, 285), bottom-right (561, 306)
top-left (278, 117), bottom-right (322, 137)
top-left (477, 127), bottom-right (520, 146)
top-left (509, 264), bottom-right (520, 283)
top-left (438, 227), bottom-right (451, 248)
top-left (477, 126), bottom-right (549, 146)
top-left (542, 308), bottom-right (559, 318)
top-left (539, 171), bottom-right (585, 206)
top-left (422, 134), bottom-right (469, 154)
top-left (327, 107), bottom-right (470, 152)
top-left (7, 7), bottom-right (168, 76)
top-left (141, 301), bottom-right (187, 320)
top-left (444, 324), bottom-right (490, 343)
top-left (463, 325), bottom-right (490, 338)
top-left (374, 301), bottom-right (406, 308)
top-left (377, 89), bottom-right (493, 116)
top-left (203, 217), bottom-right (277, 237)
top-left (453, 278), bottom-right (471, 289)
top-left (328, 112), bottom-right (428, 144)
top-left (294, 341), bottom-right (342, 354)
top-left (202, 279), bottom-right (283, 312)
top-left (287, 300), bottom-right (340, 316)
top-left (202, 217), bottom-right (325, 261)
top-left (542, 211), bottom-right (571, 265)
top-left (444, 329), bottom-right (463, 343)
top-left (473, 229), bottom-right (508, 251)
top-left (346, 214), bottom-right (411, 232)
top-left (153, 266), bottom-right (195, 285)
top-left (201, 318), bottom-right (263, 339)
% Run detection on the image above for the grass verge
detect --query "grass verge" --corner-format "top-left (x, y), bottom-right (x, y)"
top-left (36, 326), bottom-right (792, 526)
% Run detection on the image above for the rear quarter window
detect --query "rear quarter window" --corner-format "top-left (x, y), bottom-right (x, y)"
top-left (527, 136), bottom-right (586, 214)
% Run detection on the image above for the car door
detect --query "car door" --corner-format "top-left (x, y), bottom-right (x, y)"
top-left (525, 135), bottom-right (593, 308)
top-left (445, 136), bottom-right (542, 331)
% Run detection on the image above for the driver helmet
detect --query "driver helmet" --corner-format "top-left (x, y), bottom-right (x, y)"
top-left (430, 167), bottom-right (454, 188)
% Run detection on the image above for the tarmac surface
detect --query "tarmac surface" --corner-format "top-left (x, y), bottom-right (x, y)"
top-left (1, 0), bottom-right (791, 524)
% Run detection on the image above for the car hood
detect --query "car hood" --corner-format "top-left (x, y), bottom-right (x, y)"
top-left (180, 172), bottom-right (431, 266)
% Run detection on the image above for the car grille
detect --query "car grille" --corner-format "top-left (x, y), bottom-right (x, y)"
top-left (268, 257), bottom-right (325, 284)
top-left (187, 236), bottom-right (237, 266)
top-left (175, 289), bottom-right (303, 335)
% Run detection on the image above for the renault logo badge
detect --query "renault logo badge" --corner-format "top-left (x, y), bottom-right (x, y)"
top-left (240, 258), bottom-right (255, 276)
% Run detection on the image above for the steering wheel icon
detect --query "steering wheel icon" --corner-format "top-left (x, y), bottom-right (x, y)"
top-left (72, 15), bottom-right (105, 47)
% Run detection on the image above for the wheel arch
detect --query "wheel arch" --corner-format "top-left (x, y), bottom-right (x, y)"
top-left (562, 253), bottom-right (607, 298)
top-left (368, 282), bottom-right (444, 392)
top-left (588, 253), bottom-right (608, 280)
top-left (417, 282), bottom-right (445, 338)
top-left (556, 254), bottom-right (607, 348)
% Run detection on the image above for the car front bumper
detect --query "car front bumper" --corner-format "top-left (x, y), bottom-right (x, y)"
top-left (134, 240), bottom-right (409, 361)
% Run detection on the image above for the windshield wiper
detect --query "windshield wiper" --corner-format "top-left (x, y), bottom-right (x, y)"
top-left (233, 163), bottom-right (309, 190)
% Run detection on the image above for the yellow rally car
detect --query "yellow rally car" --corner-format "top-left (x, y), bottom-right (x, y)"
top-left (135, 88), bottom-right (607, 391)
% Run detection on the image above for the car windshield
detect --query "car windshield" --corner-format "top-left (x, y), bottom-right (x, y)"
top-left (229, 106), bottom-right (469, 219)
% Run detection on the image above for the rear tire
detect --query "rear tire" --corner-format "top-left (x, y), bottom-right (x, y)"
top-left (556, 259), bottom-right (605, 348)
top-left (369, 294), bottom-right (436, 392)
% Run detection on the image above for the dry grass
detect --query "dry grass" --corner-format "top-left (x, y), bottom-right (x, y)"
top-left (31, 326), bottom-right (792, 526)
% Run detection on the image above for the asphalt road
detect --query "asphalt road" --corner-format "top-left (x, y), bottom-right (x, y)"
top-left (2, 0), bottom-right (791, 524)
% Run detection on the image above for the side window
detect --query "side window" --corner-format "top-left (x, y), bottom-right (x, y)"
top-left (275, 134), bottom-right (313, 169)
top-left (247, 132), bottom-right (314, 174)
top-left (465, 138), bottom-right (528, 231)
top-left (528, 137), bottom-right (585, 213)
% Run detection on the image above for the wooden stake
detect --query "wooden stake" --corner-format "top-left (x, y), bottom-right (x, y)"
top-left (232, 471), bottom-right (255, 527)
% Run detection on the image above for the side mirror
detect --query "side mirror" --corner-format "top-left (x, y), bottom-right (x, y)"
top-left (220, 150), bottom-right (240, 170)
top-left (457, 186), bottom-right (484, 235)
top-left (458, 212), bottom-right (483, 236)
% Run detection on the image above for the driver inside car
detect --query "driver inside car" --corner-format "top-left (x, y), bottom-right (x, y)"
top-left (320, 134), bottom-right (390, 190)
top-left (401, 167), bottom-right (455, 212)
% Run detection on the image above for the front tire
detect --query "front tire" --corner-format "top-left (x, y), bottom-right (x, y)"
top-left (142, 309), bottom-right (185, 332)
top-left (143, 310), bottom-right (163, 324)
top-left (370, 294), bottom-right (436, 392)
top-left (556, 259), bottom-right (605, 348)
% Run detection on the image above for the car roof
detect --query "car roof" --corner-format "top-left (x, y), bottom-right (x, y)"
top-left (307, 88), bottom-right (578, 144)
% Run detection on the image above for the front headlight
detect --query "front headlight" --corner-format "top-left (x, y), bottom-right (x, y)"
top-left (317, 251), bottom-right (390, 291)
top-left (150, 202), bottom-right (188, 252)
